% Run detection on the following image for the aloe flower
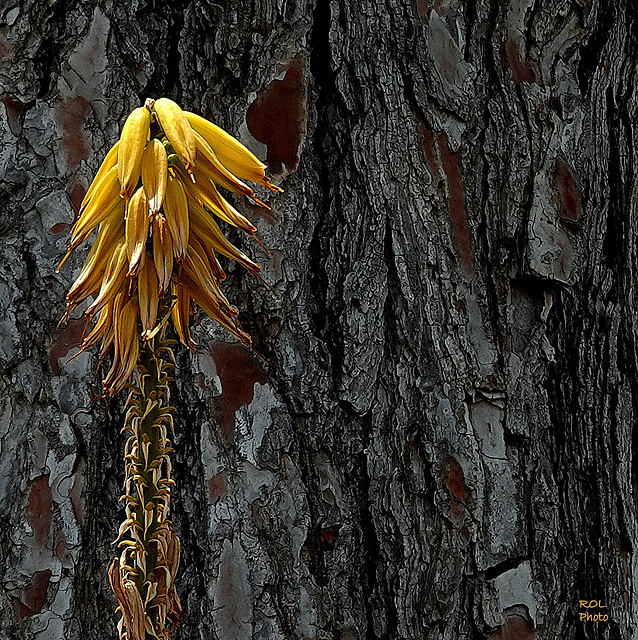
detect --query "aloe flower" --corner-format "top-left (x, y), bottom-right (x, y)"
top-left (59, 97), bottom-right (280, 639)
top-left (60, 97), bottom-right (280, 395)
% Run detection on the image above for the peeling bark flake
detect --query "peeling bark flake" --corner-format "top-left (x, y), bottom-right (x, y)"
top-left (416, 0), bottom-right (429, 16)
top-left (70, 457), bottom-right (86, 524)
top-left (57, 96), bottom-right (92, 169)
top-left (503, 37), bottom-right (536, 85)
top-left (441, 456), bottom-right (471, 521)
top-left (418, 123), bottom-right (474, 275)
top-left (554, 158), bottom-right (582, 222)
top-left (418, 122), bottom-right (440, 181)
top-left (488, 614), bottom-right (536, 640)
top-left (22, 570), bottom-right (52, 617)
top-left (246, 55), bottom-right (307, 174)
top-left (208, 473), bottom-right (228, 502)
top-left (70, 182), bottom-right (87, 215)
top-left (26, 474), bottom-right (52, 548)
top-left (438, 132), bottom-right (474, 277)
top-left (2, 95), bottom-right (24, 135)
top-left (55, 532), bottom-right (68, 560)
top-left (211, 343), bottom-right (267, 438)
top-left (50, 317), bottom-right (86, 375)
top-left (13, 570), bottom-right (52, 619)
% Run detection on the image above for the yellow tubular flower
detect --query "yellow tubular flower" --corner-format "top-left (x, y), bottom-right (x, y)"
top-left (71, 184), bottom-right (124, 250)
top-left (138, 256), bottom-right (159, 338)
top-left (184, 111), bottom-right (282, 192)
top-left (153, 98), bottom-right (196, 172)
top-left (141, 138), bottom-right (168, 215)
top-left (86, 241), bottom-right (128, 317)
top-left (178, 165), bottom-right (256, 234)
top-left (80, 300), bottom-right (114, 352)
top-left (81, 141), bottom-right (119, 209)
top-left (58, 167), bottom-right (124, 271)
top-left (188, 233), bottom-right (226, 282)
top-left (179, 270), bottom-right (251, 347)
top-left (171, 283), bottom-right (196, 351)
top-left (163, 172), bottom-right (189, 261)
top-left (183, 242), bottom-right (236, 318)
top-left (66, 215), bottom-right (125, 308)
top-left (192, 131), bottom-right (261, 200)
top-left (103, 295), bottom-right (140, 393)
top-left (152, 216), bottom-right (174, 294)
top-left (118, 107), bottom-right (151, 200)
top-left (125, 187), bottom-right (150, 276)
top-left (188, 196), bottom-right (261, 275)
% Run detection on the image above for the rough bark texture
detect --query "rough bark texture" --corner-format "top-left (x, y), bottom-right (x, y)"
top-left (0, 0), bottom-right (636, 639)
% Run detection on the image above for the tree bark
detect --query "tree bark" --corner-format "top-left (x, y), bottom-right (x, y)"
top-left (0, 0), bottom-right (636, 639)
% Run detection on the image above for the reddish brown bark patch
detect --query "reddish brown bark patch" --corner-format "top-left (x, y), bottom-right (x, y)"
top-left (269, 248), bottom-right (284, 282)
top-left (2, 95), bottom-right (25, 135)
top-left (212, 343), bottom-right (267, 439)
top-left (55, 532), bottom-right (67, 561)
top-left (441, 456), bottom-right (470, 521)
top-left (57, 96), bottom-right (92, 169)
top-left (50, 317), bottom-right (86, 375)
top-left (554, 158), bottom-right (582, 222)
top-left (418, 122), bottom-right (440, 181)
top-left (246, 55), bottom-right (307, 174)
top-left (13, 570), bottom-right (52, 619)
top-left (50, 223), bottom-right (69, 234)
top-left (418, 123), bottom-right (474, 276)
top-left (438, 133), bottom-right (474, 277)
top-left (12, 597), bottom-right (31, 620)
top-left (26, 475), bottom-right (52, 548)
top-left (208, 473), bottom-right (228, 502)
top-left (416, 0), bottom-right (429, 15)
top-left (503, 37), bottom-right (536, 84)
top-left (0, 37), bottom-right (10, 62)
top-left (488, 615), bottom-right (535, 640)
top-left (70, 183), bottom-right (87, 215)
top-left (320, 524), bottom-right (341, 551)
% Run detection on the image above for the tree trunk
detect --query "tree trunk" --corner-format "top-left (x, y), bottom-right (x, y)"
top-left (0, 0), bottom-right (635, 638)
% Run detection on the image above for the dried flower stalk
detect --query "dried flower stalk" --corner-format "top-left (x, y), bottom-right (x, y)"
top-left (109, 333), bottom-right (182, 639)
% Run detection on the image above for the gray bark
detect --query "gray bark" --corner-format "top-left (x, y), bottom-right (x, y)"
top-left (0, 0), bottom-right (636, 639)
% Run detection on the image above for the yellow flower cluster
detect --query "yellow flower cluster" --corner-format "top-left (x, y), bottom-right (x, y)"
top-left (60, 98), bottom-right (280, 394)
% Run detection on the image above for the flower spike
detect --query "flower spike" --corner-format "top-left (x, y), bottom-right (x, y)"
top-left (59, 97), bottom-right (282, 640)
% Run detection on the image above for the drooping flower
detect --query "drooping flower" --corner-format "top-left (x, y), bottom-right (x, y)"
top-left (60, 97), bottom-right (281, 394)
